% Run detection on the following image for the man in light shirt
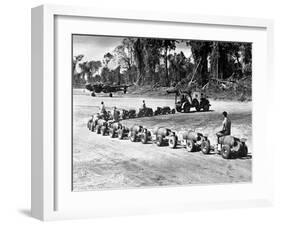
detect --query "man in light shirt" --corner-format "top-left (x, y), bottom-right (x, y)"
top-left (112, 106), bottom-right (119, 122)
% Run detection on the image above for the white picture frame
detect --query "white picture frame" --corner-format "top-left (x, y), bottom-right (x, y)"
top-left (31, 4), bottom-right (274, 221)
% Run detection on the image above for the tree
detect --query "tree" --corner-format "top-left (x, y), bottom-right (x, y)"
top-left (72, 55), bottom-right (84, 85)
top-left (78, 60), bottom-right (102, 82)
top-left (103, 52), bottom-right (114, 67)
top-left (133, 38), bottom-right (146, 85)
top-left (114, 38), bottom-right (135, 71)
top-left (72, 54), bottom-right (84, 73)
top-left (161, 40), bottom-right (177, 86)
top-left (168, 52), bottom-right (193, 84)
top-left (187, 40), bottom-right (212, 86)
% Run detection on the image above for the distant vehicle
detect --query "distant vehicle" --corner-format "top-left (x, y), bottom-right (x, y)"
top-left (85, 83), bottom-right (131, 97)
top-left (167, 88), bottom-right (211, 113)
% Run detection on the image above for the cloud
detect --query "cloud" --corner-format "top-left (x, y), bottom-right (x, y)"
top-left (72, 35), bottom-right (192, 64)
top-left (73, 35), bottom-right (123, 62)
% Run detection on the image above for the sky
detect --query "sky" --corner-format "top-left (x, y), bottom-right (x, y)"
top-left (72, 35), bottom-right (192, 71)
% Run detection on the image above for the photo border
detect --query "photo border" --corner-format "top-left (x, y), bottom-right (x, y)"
top-left (31, 4), bottom-right (274, 221)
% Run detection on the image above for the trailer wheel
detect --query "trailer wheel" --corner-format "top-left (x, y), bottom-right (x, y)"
top-left (221, 145), bottom-right (231, 159)
top-left (140, 132), bottom-right (148, 144)
top-left (156, 135), bottom-right (164, 146)
top-left (130, 132), bottom-right (137, 142)
top-left (96, 125), bottom-right (101, 134)
top-left (101, 126), bottom-right (106, 136)
top-left (118, 129), bottom-right (124, 140)
top-left (240, 144), bottom-right (248, 157)
top-left (186, 139), bottom-right (195, 152)
top-left (168, 136), bottom-right (177, 149)
top-left (184, 104), bottom-right (190, 113)
top-left (109, 128), bottom-right (116, 138)
top-left (232, 141), bottom-right (242, 154)
top-left (201, 140), bottom-right (211, 154)
top-left (203, 104), bottom-right (210, 111)
top-left (176, 106), bottom-right (181, 112)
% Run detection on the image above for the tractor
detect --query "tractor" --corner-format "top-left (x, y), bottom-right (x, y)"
top-left (218, 135), bottom-right (248, 159)
top-left (128, 125), bottom-right (151, 144)
top-left (151, 127), bottom-right (177, 148)
top-left (170, 130), bottom-right (210, 154)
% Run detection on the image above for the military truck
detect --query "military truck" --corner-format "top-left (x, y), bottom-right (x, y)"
top-left (167, 88), bottom-right (210, 113)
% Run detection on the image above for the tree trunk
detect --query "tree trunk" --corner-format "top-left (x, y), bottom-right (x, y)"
top-left (164, 46), bottom-right (169, 86)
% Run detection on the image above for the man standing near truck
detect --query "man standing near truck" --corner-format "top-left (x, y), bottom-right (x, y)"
top-left (142, 100), bottom-right (146, 109)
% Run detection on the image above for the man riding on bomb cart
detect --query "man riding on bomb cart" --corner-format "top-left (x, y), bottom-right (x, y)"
top-left (216, 111), bottom-right (231, 151)
top-left (215, 111), bottom-right (248, 159)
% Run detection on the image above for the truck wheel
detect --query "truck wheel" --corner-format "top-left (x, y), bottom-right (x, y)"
top-left (130, 132), bottom-right (137, 142)
top-left (186, 139), bottom-right (195, 152)
top-left (140, 132), bottom-right (148, 144)
top-left (184, 105), bottom-right (190, 113)
top-left (201, 140), bottom-right (210, 154)
top-left (240, 144), bottom-right (248, 157)
top-left (171, 109), bottom-right (176, 114)
top-left (176, 106), bottom-right (181, 112)
top-left (221, 145), bottom-right (231, 159)
top-left (118, 129), bottom-right (124, 140)
top-left (109, 93), bottom-right (113, 97)
top-left (196, 106), bottom-right (201, 112)
top-left (168, 136), bottom-right (177, 149)
top-left (109, 128), bottom-right (116, 138)
top-left (96, 125), bottom-right (101, 134)
top-left (156, 135), bottom-right (164, 146)
top-left (101, 126), bottom-right (106, 136)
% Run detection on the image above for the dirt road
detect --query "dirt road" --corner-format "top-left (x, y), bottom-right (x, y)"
top-left (73, 92), bottom-right (252, 191)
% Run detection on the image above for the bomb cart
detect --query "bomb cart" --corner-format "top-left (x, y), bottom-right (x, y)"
top-left (95, 119), bottom-right (107, 134)
top-left (170, 130), bottom-right (210, 154)
top-left (99, 120), bottom-right (123, 138)
top-left (154, 106), bottom-right (175, 116)
top-left (151, 127), bottom-right (177, 148)
top-left (218, 135), bottom-right (248, 159)
top-left (120, 109), bottom-right (137, 119)
top-left (117, 125), bottom-right (130, 140)
top-left (128, 125), bottom-right (151, 144)
top-left (137, 107), bottom-right (154, 117)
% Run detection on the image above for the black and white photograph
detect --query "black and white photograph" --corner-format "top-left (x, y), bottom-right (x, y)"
top-left (72, 35), bottom-right (252, 192)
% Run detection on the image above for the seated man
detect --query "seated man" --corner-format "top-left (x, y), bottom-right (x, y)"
top-left (112, 106), bottom-right (119, 122)
top-left (100, 101), bottom-right (109, 119)
top-left (216, 111), bottom-right (231, 150)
